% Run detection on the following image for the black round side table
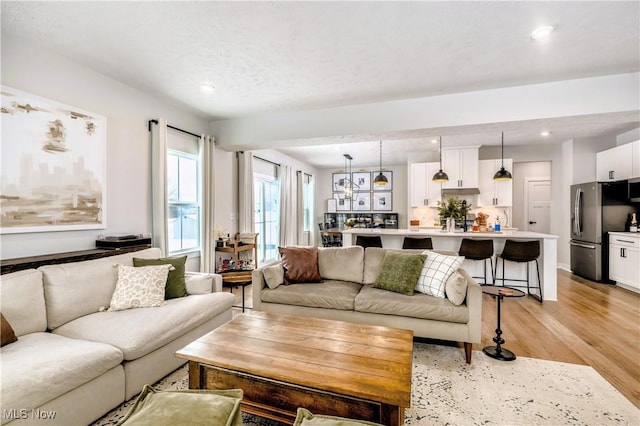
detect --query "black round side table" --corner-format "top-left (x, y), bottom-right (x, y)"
top-left (481, 285), bottom-right (525, 361)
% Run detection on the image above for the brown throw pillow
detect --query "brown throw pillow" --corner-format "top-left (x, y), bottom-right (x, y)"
top-left (278, 246), bottom-right (322, 284)
top-left (1, 313), bottom-right (18, 347)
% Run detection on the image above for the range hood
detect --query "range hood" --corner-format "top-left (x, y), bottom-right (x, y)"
top-left (442, 188), bottom-right (480, 196)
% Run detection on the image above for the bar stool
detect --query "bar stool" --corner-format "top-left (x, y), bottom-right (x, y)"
top-left (494, 239), bottom-right (543, 303)
top-left (458, 238), bottom-right (494, 285)
top-left (355, 235), bottom-right (383, 248)
top-left (402, 237), bottom-right (433, 250)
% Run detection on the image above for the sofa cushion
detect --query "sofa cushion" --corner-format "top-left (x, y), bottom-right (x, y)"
top-left (119, 385), bottom-right (243, 426)
top-left (108, 264), bottom-right (173, 311)
top-left (362, 248), bottom-right (411, 285)
top-left (261, 280), bottom-right (362, 311)
top-left (318, 246), bottom-right (364, 283)
top-left (293, 408), bottom-right (383, 426)
top-left (263, 263), bottom-right (285, 289)
top-left (373, 252), bottom-right (426, 296)
top-left (1, 313), bottom-right (18, 347)
top-left (354, 285), bottom-right (469, 323)
top-left (0, 269), bottom-right (47, 336)
top-left (40, 247), bottom-right (162, 330)
top-left (416, 251), bottom-right (465, 298)
top-left (445, 271), bottom-right (468, 305)
top-left (0, 332), bottom-right (123, 413)
top-left (279, 246), bottom-right (322, 284)
top-left (53, 292), bottom-right (235, 360)
top-left (133, 255), bottom-right (188, 299)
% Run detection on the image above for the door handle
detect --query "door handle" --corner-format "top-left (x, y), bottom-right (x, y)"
top-left (571, 242), bottom-right (596, 249)
top-left (529, 221), bottom-right (537, 224)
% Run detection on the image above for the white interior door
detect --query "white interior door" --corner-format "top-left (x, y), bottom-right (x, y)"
top-left (525, 179), bottom-right (551, 233)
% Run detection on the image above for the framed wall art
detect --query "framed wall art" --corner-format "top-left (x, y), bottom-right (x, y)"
top-left (372, 171), bottom-right (393, 191)
top-left (352, 172), bottom-right (371, 192)
top-left (0, 86), bottom-right (107, 234)
top-left (351, 193), bottom-right (371, 211)
top-left (373, 192), bottom-right (393, 211)
top-left (332, 173), bottom-right (350, 193)
top-left (333, 194), bottom-right (351, 211)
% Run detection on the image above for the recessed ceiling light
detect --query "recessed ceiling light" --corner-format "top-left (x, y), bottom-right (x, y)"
top-left (200, 83), bottom-right (216, 93)
top-left (540, 131), bottom-right (551, 137)
top-left (531, 26), bottom-right (554, 41)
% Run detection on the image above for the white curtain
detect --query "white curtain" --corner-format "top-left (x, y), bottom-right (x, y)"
top-left (150, 119), bottom-right (169, 255)
top-left (279, 164), bottom-right (297, 246)
top-left (296, 171), bottom-right (305, 245)
top-left (200, 135), bottom-right (216, 273)
top-left (238, 151), bottom-right (254, 233)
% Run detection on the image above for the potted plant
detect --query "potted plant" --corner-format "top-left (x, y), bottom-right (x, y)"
top-left (436, 196), bottom-right (472, 231)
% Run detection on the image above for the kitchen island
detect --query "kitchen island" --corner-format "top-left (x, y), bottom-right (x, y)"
top-left (342, 228), bottom-right (558, 301)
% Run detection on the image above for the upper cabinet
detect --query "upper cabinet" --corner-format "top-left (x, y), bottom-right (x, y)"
top-left (596, 143), bottom-right (633, 182)
top-left (478, 159), bottom-right (513, 207)
top-left (409, 162), bottom-right (441, 207)
top-left (441, 147), bottom-right (479, 189)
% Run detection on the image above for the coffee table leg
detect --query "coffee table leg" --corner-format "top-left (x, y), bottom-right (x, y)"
top-left (483, 295), bottom-right (517, 361)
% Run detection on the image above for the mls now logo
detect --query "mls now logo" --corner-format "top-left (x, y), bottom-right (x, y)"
top-left (3, 409), bottom-right (56, 420)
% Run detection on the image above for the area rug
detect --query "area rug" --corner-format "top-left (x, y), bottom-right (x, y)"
top-left (92, 342), bottom-right (638, 425)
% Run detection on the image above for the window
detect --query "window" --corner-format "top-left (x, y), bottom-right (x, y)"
top-left (167, 150), bottom-right (200, 254)
top-left (253, 158), bottom-right (279, 264)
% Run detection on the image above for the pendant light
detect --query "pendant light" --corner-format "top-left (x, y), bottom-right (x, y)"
top-left (373, 140), bottom-right (388, 186)
top-left (432, 136), bottom-right (449, 182)
top-left (493, 132), bottom-right (513, 181)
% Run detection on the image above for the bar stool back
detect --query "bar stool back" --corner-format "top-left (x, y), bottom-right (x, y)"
top-left (402, 237), bottom-right (433, 250)
top-left (355, 235), bottom-right (383, 248)
top-left (494, 239), bottom-right (542, 302)
top-left (458, 238), bottom-right (494, 285)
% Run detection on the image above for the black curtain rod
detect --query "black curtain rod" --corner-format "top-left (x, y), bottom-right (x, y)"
top-left (148, 119), bottom-right (201, 139)
top-left (253, 155), bottom-right (281, 167)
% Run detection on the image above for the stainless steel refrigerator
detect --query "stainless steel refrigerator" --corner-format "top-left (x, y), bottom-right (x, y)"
top-left (570, 181), bottom-right (633, 282)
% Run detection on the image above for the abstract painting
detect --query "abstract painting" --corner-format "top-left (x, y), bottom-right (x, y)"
top-left (1, 86), bottom-right (107, 233)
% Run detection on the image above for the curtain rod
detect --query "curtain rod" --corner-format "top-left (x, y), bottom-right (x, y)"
top-left (253, 155), bottom-right (281, 167)
top-left (148, 119), bottom-right (200, 139)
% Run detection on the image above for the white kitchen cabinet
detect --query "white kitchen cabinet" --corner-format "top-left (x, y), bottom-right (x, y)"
top-left (410, 162), bottom-right (441, 207)
top-left (632, 140), bottom-right (640, 178)
top-left (441, 147), bottom-right (479, 189)
top-left (608, 232), bottom-right (640, 293)
top-left (478, 159), bottom-right (513, 207)
top-left (597, 143), bottom-right (633, 182)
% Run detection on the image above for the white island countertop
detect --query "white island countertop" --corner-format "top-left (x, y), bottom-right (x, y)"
top-left (341, 228), bottom-right (558, 301)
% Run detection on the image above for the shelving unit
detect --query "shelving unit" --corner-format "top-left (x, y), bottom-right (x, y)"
top-left (215, 233), bottom-right (258, 272)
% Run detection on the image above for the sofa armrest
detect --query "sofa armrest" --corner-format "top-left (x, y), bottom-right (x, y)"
top-left (251, 260), bottom-right (281, 311)
top-left (185, 272), bottom-right (223, 294)
top-left (458, 268), bottom-right (482, 344)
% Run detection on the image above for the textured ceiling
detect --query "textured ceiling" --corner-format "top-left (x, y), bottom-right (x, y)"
top-left (2, 1), bottom-right (639, 167)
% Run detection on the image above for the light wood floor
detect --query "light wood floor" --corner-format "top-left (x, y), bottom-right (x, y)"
top-left (230, 270), bottom-right (640, 408)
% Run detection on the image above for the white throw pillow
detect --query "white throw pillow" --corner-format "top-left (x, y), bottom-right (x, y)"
top-left (415, 251), bottom-right (465, 298)
top-left (262, 263), bottom-right (285, 289)
top-left (445, 271), bottom-right (468, 305)
top-left (108, 264), bottom-right (173, 311)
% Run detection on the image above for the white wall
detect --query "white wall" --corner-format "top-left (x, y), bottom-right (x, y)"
top-left (0, 34), bottom-right (213, 259)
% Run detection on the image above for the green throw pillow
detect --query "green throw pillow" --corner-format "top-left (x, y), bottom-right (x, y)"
top-left (117, 385), bottom-right (243, 426)
top-left (293, 408), bottom-right (384, 426)
top-left (373, 251), bottom-right (426, 296)
top-left (133, 256), bottom-right (187, 299)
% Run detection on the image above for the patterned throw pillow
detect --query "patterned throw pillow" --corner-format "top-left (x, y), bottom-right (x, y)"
top-left (373, 251), bottom-right (426, 296)
top-left (108, 264), bottom-right (173, 312)
top-left (278, 246), bottom-right (322, 284)
top-left (416, 251), bottom-right (465, 298)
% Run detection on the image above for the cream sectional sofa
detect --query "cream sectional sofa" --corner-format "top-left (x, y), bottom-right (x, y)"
top-left (252, 246), bottom-right (482, 363)
top-left (0, 247), bottom-right (235, 426)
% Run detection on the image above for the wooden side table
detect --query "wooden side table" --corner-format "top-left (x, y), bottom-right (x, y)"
top-left (220, 271), bottom-right (253, 313)
top-left (481, 285), bottom-right (525, 361)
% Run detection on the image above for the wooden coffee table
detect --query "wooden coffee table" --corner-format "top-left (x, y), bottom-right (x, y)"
top-left (175, 311), bottom-right (413, 425)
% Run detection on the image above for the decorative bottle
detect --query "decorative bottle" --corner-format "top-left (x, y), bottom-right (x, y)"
top-left (494, 216), bottom-right (501, 232)
top-left (631, 213), bottom-right (638, 233)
